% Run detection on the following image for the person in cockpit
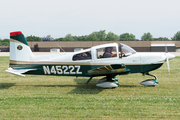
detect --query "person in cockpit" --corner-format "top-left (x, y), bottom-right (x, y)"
top-left (103, 47), bottom-right (125, 58)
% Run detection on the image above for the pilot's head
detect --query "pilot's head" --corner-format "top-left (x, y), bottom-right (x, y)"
top-left (105, 47), bottom-right (113, 52)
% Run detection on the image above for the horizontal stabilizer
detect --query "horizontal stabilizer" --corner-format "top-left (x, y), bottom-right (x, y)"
top-left (5, 67), bottom-right (36, 77)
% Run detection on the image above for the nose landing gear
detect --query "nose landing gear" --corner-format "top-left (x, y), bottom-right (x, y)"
top-left (140, 72), bottom-right (159, 87)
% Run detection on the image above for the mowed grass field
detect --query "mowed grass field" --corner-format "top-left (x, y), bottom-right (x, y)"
top-left (0, 56), bottom-right (180, 119)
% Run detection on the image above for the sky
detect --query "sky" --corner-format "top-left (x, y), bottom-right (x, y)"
top-left (0, 0), bottom-right (180, 39)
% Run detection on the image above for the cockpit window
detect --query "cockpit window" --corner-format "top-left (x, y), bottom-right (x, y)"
top-left (97, 46), bottom-right (117, 59)
top-left (119, 43), bottom-right (136, 57)
top-left (72, 51), bottom-right (92, 61)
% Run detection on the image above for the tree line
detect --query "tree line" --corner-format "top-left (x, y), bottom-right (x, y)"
top-left (1, 30), bottom-right (180, 46)
top-left (0, 39), bottom-right (9, 46)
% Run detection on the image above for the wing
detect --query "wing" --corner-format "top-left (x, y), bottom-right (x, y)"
top-left (5, 67), bottom-right (37, 77)
top-left (88, 64), bottom-right (130, 77)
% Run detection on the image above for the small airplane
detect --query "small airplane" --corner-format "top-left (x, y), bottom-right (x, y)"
top-left (6, 31), bottom-right (175, 88)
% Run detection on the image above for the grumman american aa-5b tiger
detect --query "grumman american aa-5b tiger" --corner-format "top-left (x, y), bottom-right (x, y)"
top-left (6, 31), bottom-right (175, 88)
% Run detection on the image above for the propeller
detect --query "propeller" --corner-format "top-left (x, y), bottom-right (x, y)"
top-left (165, 44), bottom-right (170, 73)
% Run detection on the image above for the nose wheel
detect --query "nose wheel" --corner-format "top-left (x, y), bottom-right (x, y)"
top-left (140, 72), bottom-right (159, 87)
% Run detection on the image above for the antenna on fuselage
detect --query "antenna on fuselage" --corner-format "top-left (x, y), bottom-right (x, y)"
top-left (56, 44), bottom-right (66, 53)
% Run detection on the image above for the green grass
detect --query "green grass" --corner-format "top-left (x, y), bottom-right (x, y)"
top-left (0, 56), bottom-right (180, 119)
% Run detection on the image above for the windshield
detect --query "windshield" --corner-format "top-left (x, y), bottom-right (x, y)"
top-left (119, 43), bottom-right (136, 57)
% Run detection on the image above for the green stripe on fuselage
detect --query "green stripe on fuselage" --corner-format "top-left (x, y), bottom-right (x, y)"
top-left (126, 63), bottom-right (163, 73)
top-left (11, 63), bottom-right (163, 77)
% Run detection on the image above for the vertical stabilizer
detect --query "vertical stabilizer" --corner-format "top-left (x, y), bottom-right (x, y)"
top-left (10, 31), bottom-right (34, 62)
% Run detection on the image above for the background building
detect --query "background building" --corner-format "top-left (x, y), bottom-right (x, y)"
top-left (0, 41), bottom-right (179, 52)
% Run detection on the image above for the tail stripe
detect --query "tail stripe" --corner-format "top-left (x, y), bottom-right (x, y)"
top-left (10, 31), bottom-right (29, 46)
top-left (10, 31), bottom-right (22, 36)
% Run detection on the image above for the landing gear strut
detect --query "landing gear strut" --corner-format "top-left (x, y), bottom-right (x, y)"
top-left (143, 72), bottom-right (158, 80)
top-left (140, 72), bottom-right (159, 87)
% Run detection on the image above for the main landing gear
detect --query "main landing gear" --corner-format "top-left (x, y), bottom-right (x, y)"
top-left (87, 75), bottom-right (119, 89)
top-left (140, 72), bottom-right (159, 87)
top-left (96, 76), bottom-right (119, 89)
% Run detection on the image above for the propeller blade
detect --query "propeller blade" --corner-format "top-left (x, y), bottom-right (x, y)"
top-left (165, 44), bottom-right (170, 73)
top-left (165, 44), bottom-right (168, 53)
top-left (166, 56), bottom-right (170, 73)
